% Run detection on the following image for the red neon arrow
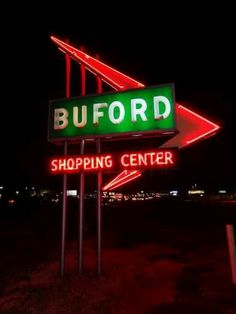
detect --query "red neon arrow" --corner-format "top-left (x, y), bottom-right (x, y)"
top-left (102, 170), bottom-right (142, 191)
top-left (51, 36), bottom-right (144, 91)
top-left (51, 36), bottom-right (220, 191)
top-left (161, 104), bottom-right (220, 149)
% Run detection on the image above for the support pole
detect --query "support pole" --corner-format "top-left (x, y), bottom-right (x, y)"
top-left (61, 141), bottom-right (68, 276)
top-left (80, 63), bottom-right (86, 97)
top-left (78, 60), bottom-right (86, 274)
top-left (226, 224), bottom-right (236, 284)
top-left (60, 52), bottom-right (71, 277)
top-left (97, 138), bottom-right (102, 275)
top-left (79, 139), bottom-right (85, 274)
top-left (65, 53), bottom-right (71, 98)
top-left (96, 71), bottom-right (103, 275)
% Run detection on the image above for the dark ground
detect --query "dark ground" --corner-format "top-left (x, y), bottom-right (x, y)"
top-left (0, 199), bottom-right (236, 313)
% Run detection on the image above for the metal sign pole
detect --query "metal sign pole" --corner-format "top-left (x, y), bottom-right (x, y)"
top-left (226, 224), bottom-right (236, 284)
top-left (61, 141), bottom-right (68, 276)
top-left (96, 71), bottom-right (102, 275)
top-left (60, 52), bottom-right (71, 277)
top-left (78, 62), bottom-right (86, 275)
top-left (97, 138), bottom-right (102, 275)
top-left (79, 139), bottom-right (85, 274)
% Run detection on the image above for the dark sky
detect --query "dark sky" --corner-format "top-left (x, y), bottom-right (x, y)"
top-left (1, 5), bottom-right (235, 191)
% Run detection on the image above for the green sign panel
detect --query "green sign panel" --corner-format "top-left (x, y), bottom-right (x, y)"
top-left (48, 84), bottom-right (176, 142)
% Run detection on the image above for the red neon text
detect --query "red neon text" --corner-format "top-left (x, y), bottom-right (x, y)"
top-left (50, 154), bottom-right (113, 174)
top-left (120, 150), bottom-right (174, 169)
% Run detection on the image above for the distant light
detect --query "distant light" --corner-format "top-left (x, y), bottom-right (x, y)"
top-left (188, 190), bottom-right (205, 195)
top-left (218, 190), bottom-right (227, 194)
top-left (16, 191), bottom-right (19, 195)
top-left (170, 190), bottom-right (178, 196)
top-left (67, 190), bottom-right (77, 196)
top-left (25, 187), bottom-right (28, 190)
top-left (0, 186), bottom-right (3, 190)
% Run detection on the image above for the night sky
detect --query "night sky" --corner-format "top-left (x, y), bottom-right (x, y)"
top-left (1, 6), bottom-right (235, 191)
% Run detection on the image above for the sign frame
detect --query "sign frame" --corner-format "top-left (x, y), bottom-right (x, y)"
top-left (48, 83), bottom-right (177, 143)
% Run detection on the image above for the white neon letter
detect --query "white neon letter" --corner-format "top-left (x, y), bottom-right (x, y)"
top-left (121, 154), bottom-right (130, 167)
top-left (108, 101), bottom-right (125, 124)
top-left (105, 155), bottom-right (113, 168)
top-left (153, 96), bottom-right (171, 120)
top-left (54, 108), bottom-right (68, 130)
top-left (165, 151), bottom-right (173, 164)
top-left (93, 103), bottom-right (108, 125)
top-left (131, 98), bottom-right (147, 122)
top-left (51, 159), bottom-right (58, 172)
top-left (73, 106), bottom-right (87, 128)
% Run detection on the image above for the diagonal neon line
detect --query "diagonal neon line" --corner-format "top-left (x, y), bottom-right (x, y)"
top-left (102, 170), bottom-right (128, 191)
top-left (104, 171), bottom-right (142, 191)
top-left (102, 170), bottom-right (141, 191)
top-left (51, 36), bottom-right (144, 90)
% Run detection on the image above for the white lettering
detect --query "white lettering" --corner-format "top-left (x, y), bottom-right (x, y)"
top-left (51, 159), bottom-right (58, 171)
top-left (93, 103), bottom-right (108, 125)
top-left (108, 101), bottom-right (125, 124)
top-left (54, 108), bottom-right (68, 130)
top-left (105, 155), bottom-right (113, 168)
top-left (131, 98), bottom-right (147, 122)
top-left (121, 154), bottom-right (129, 167)
top-left (153, 96), bottom-right (171, 120)
top-left (73, 106), bottom-right (87, 128)
top-left (165, 151), bottom-right (173, 164)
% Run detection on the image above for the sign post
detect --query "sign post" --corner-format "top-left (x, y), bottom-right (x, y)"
top-left (60, 52), bottom-right (71, 277)
top-left (226, 225), bottom-right (236, 284)
top-left (96, 73), bottom-right (103, 275)
top-left (50, 36), bottom-right (220, 278)
top-left (78, 61), bottom-right (86, 275)
top-left (97, 138), bottom-right (102, 275)
top-left (79, 139), bottom-right (85, 275)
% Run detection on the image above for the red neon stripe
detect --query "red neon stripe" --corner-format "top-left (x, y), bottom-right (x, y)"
top-left (106, 172), bottom-right (142, 191)
top-left (51, 36), bottom-right (144, 91)
top-left (161, 104), bottom-right (220, 149)
top-left (65, 54), bottom-right (71, 98)
top-left (102, 170), bottom-right (141, 191)
top-left (178, 105), bottom-right (220, 145)
top-left (107, 170), bottom-right (139, 187)
top-left (102, 170), bottom-right (129, 191)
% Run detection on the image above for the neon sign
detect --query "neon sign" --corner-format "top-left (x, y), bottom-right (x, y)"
top-left (50, 154), bottom-right (113, 174)
top-left (49, 149), bottom-right (177, 174)
top-left (120, 150), bottom-right (174, 169)
top-left (48, 85), bottom-right (176, 141)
